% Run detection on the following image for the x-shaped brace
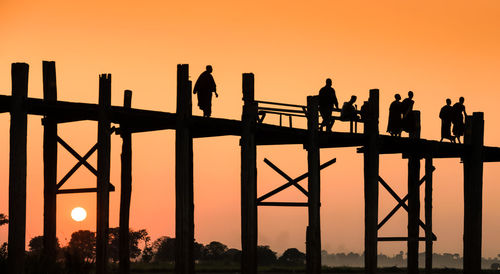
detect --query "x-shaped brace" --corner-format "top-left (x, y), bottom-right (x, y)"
top-left (378, 168), bottom-right (436, 240)
top-left (257, 157), bottom-right (336, 203)
top-left (56, 135), bottom-right (114, 191)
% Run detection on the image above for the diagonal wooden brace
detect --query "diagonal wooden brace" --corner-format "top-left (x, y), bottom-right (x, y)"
top-left (57, 143), bottom-right (98, 189)
top-left (378, 170), bottom-right (437, 240)
top-left (257, 157), bottom-right (336, 202)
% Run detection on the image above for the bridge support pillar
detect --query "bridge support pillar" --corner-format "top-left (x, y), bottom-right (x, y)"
top-left (408, 111), bottom-right (421, 274)
top-left (241, 73), bottom-right (258, 274)
top-left (306, 96), bottom-right (321, 274)
top-left (43, 61), bottom-right (58, 269)
top-left (119, 90), bottom-right (133, 274)
top-left (463, 112), bottom-right (484, 274)
top-left (175, 64), bottom-right (194, 274)
top-left (96, 73), bottom-right (112, 274)
top-left (424, 157), bottom-right (433, 274)
top-left (8, 63), bottom-right (29, 274)
top-left (364, 89), bottom-right (379, 274)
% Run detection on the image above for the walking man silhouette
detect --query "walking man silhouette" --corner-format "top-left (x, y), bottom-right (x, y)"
top-left (318, 78), bottom-right (338, 132)
top-left (439, 98), bottom-right (454, 142)
top-left (194, 65), bottom-right (218, 117)
top-left (452, 97), bottom-right (467, 143)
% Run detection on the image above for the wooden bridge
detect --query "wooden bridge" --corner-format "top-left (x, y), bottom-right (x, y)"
top-left (2, 61), bottom-right (500, 274)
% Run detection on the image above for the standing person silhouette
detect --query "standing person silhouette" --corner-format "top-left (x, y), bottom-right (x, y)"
top-left (194, 65), bottom-right (218, 117)
top-left (452, 97), bottom-right (467, 143)
top-left (401, 91), bottom-right (415, 135)
top-left (318, 78), bottom-right (338, 132)
top-left (387, 93), bottom-right (402, 137)
top-left (439, 98), bottom-right (455, 142)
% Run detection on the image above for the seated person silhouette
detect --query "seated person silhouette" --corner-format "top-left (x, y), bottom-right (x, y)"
top-left (340, 95), bottom-right (360, 121)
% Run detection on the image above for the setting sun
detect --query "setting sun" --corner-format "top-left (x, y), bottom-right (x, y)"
top-left (71, 207), bottom-right (87, 222)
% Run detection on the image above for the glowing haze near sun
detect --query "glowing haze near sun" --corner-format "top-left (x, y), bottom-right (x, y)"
top-left (71, 207), bottom-right (87, 222)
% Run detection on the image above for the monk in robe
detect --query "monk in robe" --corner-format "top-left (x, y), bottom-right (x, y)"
top-left (194, 65), bottom-right (218, 117)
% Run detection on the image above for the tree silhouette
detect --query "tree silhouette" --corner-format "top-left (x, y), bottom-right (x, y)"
top-left (0, 214), bottom-right (7, 226)
top-left (107, 227), bottom-right (149, 262)
top-left (153, 236), bottom-right (175, 262)
top-left (257, 245), bottom-right (277, 266)
top-left (202, 241), bottom-right (228, 261)
top-left (278, 248), bottom-right (306, 266)
top-left (67, 230), bottom-right (96, 263)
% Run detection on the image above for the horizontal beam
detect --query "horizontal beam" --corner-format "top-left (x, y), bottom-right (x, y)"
top-left (1, 95), bottom-right (500, 160)
top-left (57, 185), bottom-right (115, 194)
top-left (257, 202), bottom-right (309, 207)
top-left (378, 237), bottom-right (436, 242)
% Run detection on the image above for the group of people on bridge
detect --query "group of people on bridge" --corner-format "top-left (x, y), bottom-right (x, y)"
top-left (192, 68), bottom-right (468, 144)
top-left (317, 79), bottom-right (468, 143)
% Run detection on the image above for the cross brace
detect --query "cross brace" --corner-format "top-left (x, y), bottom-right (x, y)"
top-left (378, 169), bottom-right (437, 241)
top-left (256, 157), bottom-right (336, 204)
top-left (55, 135), bottom-right (114, 193)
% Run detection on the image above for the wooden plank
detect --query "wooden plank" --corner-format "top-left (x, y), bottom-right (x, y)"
top-left (257, 202), bottom-right (308, 207)
top-left (8, 62), bottom-right (29, 274)
top-left (306, 95), bottom-right (321, 274)
top-left (96, 74), bottom-right (112, 274)
top-left (407, 111), bottom-right (421, 274)
top-left (378, 237), bottom-right (433, 242)
top-left (175, 64), bottom-right (194, 274)
top-left (425, 158), bottom-right (433, 274)
top-left (463, 113), bottom-right (484, 274)
top-left (42, 61), bottom-right (58, 266)
top-left (119, 90), bottom-right (132, 274)
top-left (57, 188), bottom-right (98, 194)
top-left (364, 89), bottom-right (379, 274)
top-left (240, 73), bottom-right (257, 274)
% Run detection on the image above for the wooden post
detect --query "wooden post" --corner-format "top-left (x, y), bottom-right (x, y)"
top-left (96, 74), bottom-right (112, 274)
top-left (42, 61), bottom-right (58, 266)
top-left (119, 90), bottom-right (132, 274)
top-left (241, 73), bottom-right (257, 274)
top-left (8, 62), bottom-right (29, 274)
top-left (175, 64), bottom-right (194, 274)
top-left (424, 157), bottom-right (433, 274)
top-left (407, 111), bottom-right (421, 274)
top-left (463, 112), bottom-right (484, 274)
top-left (364, 89), bottom-right (379, 274)
top-left (306, 96), bottom-right (321, 274)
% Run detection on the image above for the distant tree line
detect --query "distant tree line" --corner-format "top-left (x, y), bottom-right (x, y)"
top-left (0, 217), bottom-right (500, 273)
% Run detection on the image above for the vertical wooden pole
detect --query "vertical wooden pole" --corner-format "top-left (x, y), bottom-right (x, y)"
top-left (407, 111), bottom-right (421, 274)
top-left (463, 112), bottom-right (484, 274)
top-left (175, 64), bottom-right (194, 274)
top-left (42, 61), bottom-right (58, 266)
top-left (241, 73), bottom-right (257, 274)
top-left (8, 62), bottom-right (29, 274)
top-left (364, 89), bottom-right (379, 274)
top-left (306, 96), bottom-right (321, 274)
top-left (424, 157), bottom-right (433, 274)
top-left (119, 90), bottom-right (132, 274)
top-left (96, 74), bottom-right (112, 274)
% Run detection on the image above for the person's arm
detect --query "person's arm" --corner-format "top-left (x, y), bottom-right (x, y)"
top-left (463, 106), bottom-right (467, 117)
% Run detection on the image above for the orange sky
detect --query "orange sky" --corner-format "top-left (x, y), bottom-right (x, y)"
top-left (1, 0), bottom-right (500, 258)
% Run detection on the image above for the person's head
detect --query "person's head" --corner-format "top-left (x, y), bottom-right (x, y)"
top-left (395, 94), bottom-right (401, 101)
top-left (408, 91), bottom-right (414, 99)
top-left (206, 65), bottom-right (213, 73)
top-left (446, 98), bottom-right (451, 105)
top-left (459, 96), bottom-right (465, 104)
top-left (349, 95), bottom-right (357, 103)
top-left (325, 78), bottom-right (332, 87)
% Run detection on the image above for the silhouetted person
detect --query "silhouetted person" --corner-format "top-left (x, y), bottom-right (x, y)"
top-left (387, 93), bottom-right (402, 137)
top-left (341, 95), bottom-right (359, 121)
top-left (194, 65), bottom-right (218, 117)
top-left (439, 98), bottom-right (455, 142)
top-left (318, 78), bottom-right (338, 132)
top-left (452, 97), bottom-right (467, 143)
top-left (401, 91), bottom-right (415, 134)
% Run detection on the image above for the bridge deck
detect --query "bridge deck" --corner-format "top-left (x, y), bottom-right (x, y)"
top-left (1, 94), bottom-right (500, 162)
